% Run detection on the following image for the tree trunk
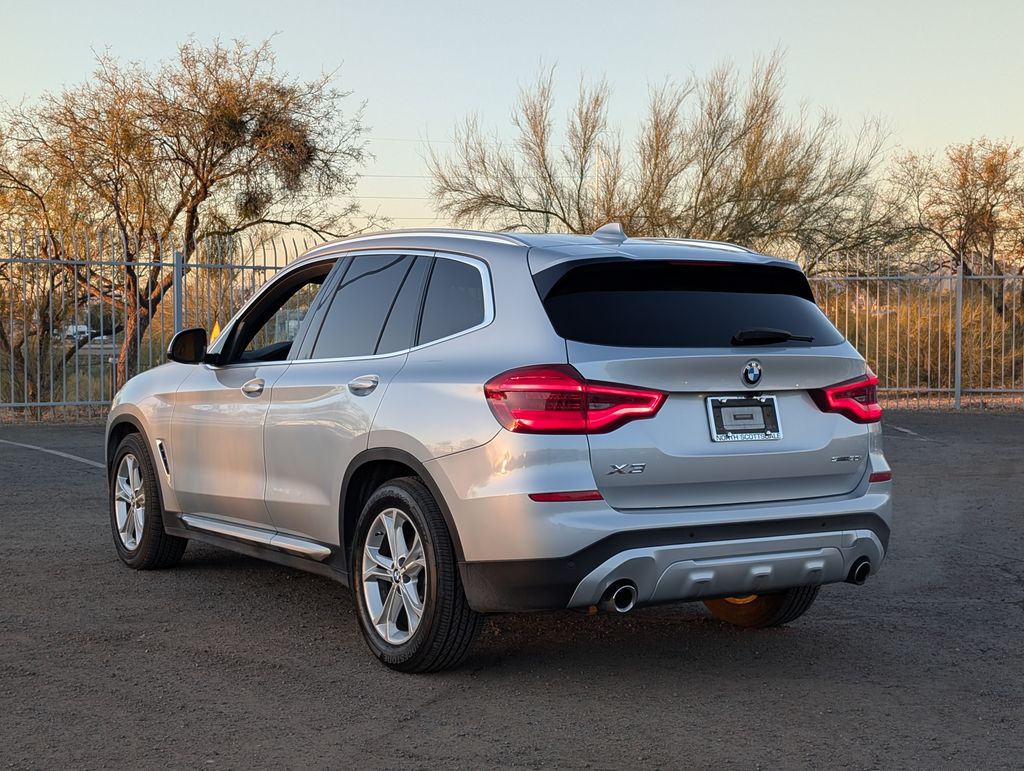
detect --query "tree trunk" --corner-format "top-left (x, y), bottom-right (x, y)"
top-left (961, 252), bottom-right (1007, 316)
top-left (115, 306), bottom-right (151, 390)
top-left (0, 322), bottom-right (31, 404)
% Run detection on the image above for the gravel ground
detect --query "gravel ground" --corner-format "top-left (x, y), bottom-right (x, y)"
top-left (1, 412), bottom-right (1022, 769)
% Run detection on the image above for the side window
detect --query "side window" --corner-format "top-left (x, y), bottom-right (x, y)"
top-left (244, 280), bottom-right (322, 356)
top-left (221, 260), bottom-right (336, 364)
top-left (310, 254), bottom-right (414, 359)
top-left (376, 256), bottom-right (430, 354)
top-left (418, 258), bottom-right (486, 345)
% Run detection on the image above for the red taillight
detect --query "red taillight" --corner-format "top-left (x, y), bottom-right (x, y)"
top-left (810, 370), bottom-right (882, 424)
top-left (869, 471), bottom-right (892, 483)
top-left (484, 365), bottom-right (666, 434)
top-left (528, 490), bottom-right (604, 502)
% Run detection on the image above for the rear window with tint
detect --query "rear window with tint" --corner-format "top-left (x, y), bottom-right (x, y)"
top-left (538, 261), bottom-right (843, 348)
top-left (418, 258), bottom-right (486, 345)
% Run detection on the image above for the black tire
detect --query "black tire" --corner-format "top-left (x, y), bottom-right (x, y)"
top-left (351, 477), bottom-right (481, 673)
top-left (109, 433), bottom-right (187, 569)
top-left (703, 586), bottom-right (820, 628)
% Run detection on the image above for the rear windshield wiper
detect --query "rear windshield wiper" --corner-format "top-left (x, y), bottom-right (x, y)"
top-left (731, 327), bottom-right (815, 346)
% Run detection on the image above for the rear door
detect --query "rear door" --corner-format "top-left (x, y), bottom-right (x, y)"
top-left (263, 252), bottom-right (432, 545)
top-left (537, 258), bottom-right (871, 510)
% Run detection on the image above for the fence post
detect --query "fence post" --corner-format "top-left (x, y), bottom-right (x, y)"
top-left (954, 257), bottom-right (964, 409)
top-left (172, 248), bottom-right (183, 334)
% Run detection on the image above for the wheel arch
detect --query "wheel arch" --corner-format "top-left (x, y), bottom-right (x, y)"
top-left (106, 413), bottom-right (149, 476)
top-left (339, 448), bottom-right (466, 571)
top-left (106, 411), bottom-right (179, 516)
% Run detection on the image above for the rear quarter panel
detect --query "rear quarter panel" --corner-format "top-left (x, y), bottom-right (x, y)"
top-left (369, 248), bottom-right (567, 462)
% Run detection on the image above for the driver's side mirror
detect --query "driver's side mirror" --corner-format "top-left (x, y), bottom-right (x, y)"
top-left (167, 327), bottom-right (208, 365)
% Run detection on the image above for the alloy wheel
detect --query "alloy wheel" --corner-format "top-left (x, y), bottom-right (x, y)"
top-left (113, 453), bottom-right (146, 551)
top-left (361, 507), bottom-right (427, 645)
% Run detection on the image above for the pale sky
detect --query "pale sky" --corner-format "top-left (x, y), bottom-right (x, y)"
top-left (3, 0), bottom-right (1022, 227)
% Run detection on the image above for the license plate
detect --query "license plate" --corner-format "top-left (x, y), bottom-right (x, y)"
top-left (706, 395), bottom-right (782, 442)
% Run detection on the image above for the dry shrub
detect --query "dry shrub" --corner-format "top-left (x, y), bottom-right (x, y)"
top-left (814, 280), bottom-right (1024, 395)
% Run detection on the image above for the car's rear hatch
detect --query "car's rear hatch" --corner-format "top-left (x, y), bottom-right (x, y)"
top-left (531, 250), bottom-right (871, 510)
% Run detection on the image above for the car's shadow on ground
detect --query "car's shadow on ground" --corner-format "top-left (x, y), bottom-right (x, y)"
top-left (169, 540), bottom-right (871, 681)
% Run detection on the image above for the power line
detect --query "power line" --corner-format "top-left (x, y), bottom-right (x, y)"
top-left (361, 174), bottom-right (432, 179)
top-left (348, 215), bottom-right (442, 220)
top-left (369, 137), bottom-right (456, 145)
top-left (349, 195), bottom-right (431, 200)
top-left (366, 135), bottom-right (617, 152)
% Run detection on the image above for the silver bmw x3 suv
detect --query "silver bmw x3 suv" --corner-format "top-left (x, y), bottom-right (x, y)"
top-left (106, 223), bottom-right (892, 672)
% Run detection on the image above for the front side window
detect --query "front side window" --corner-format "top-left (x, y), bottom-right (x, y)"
top-left (221, 261), bottom-right (335, 364)
top-left (243, 282), bottom-right (322, 357)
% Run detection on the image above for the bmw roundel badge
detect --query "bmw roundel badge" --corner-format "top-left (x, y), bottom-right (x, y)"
top-left (742, 360), bottom-right (762, 387)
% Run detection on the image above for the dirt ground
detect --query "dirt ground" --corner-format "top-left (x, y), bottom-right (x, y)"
top-left (1, 412), bottom-right (1022, 769)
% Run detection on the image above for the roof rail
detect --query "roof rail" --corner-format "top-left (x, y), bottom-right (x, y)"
top-left (635, 236), bottom-right (754, 253)
top-left (303, 228), bottom-right (528, 257)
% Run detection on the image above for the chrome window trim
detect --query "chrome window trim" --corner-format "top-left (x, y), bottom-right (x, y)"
top-left (208, 249), bottom-right (495, 369)
top-left (203, 359), bottom-right (292, 370)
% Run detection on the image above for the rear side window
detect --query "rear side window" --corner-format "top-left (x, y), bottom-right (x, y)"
top-left (538, 261), bottom-right (843, 348)
top-left (418, 258), bottom-right (486, 345)
top-left (311, 254), bottom-right (414, 359)
top-left (376, 257), bottom-right (430, 354)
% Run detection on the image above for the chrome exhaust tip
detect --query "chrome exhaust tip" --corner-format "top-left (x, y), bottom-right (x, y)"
top-left (847, 558), bottom-right (871, 586)
top-left (598, 581), bottom-right (638, 613)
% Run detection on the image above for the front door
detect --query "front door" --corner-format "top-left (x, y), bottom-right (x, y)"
top-left (168, 258), bottom-right (339, 529)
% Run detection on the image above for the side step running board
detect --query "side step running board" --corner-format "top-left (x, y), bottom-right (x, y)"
top-left (181, 514), bottom-right (332, 561)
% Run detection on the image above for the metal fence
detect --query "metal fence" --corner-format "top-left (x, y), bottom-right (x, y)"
top-left (0, 230), bottom-right (326, 422)
top-left (2, 231), bottom-right (1023, 422)
top-left (809, 254), bottom-right (1024, 410)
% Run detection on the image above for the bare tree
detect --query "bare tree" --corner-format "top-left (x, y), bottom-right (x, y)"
top-left (428, 53), bottom-right (902, 272)
top-left (891, 138), bottom-right (1024, 277)
top-left (0, 39), bottom-right (371, 387)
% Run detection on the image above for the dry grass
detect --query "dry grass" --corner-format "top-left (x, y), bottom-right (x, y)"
top-left (815, 279), bottom-right (1024, 407)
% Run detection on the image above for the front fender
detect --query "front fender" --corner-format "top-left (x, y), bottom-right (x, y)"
top-left (106, 362), bottom-right (193, 513)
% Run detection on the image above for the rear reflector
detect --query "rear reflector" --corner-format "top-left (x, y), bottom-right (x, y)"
top-left (485, 365), bottom-right (665, 434)
top-left (528, 490), bottom-right (604, 502)
top-left (809, 369), bottom-right (882, 424)
top-left (869, 471), bottom-right (892, 483)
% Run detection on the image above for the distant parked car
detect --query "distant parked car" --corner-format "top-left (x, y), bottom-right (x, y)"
top-left (105, 224), bottom-right (893, 673)
top-left (63, 324), bottom-right (91, 342)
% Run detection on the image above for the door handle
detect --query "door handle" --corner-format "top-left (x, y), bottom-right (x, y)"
top-left (348, 374), bottom-right (380, 395)
top-left (240, 378), bottom-right (265, 397)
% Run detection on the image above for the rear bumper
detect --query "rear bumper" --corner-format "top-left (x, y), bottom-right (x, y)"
top-left (460, 512), bottom-right (889, 612)
top-left (426, 428), bottom-right (892, 613)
